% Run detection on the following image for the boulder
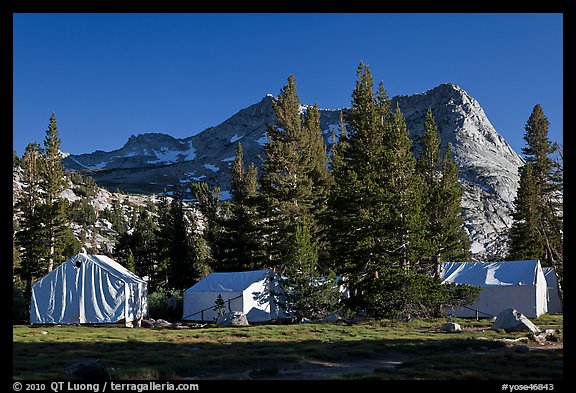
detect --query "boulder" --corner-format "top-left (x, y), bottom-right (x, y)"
top-left (441, 322), bottom-right (462, 332)
top-left (491, 308), bottom-right (540, 333)
top-left (216, 311), bottom-right (249, 327)
top-left (140, 319), bottom-right (155, 328)
top-left (322, 314), bottom-right (341, 322)
top-left (533, 329), bottom-right (560, 343)
top-left (65, 359), bottom-right (111, 380)
top-left (152, 319), bottom-right (173, 328)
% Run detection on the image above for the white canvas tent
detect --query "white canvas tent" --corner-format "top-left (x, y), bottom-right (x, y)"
top-left (440, 260), bottom-right (548, 318)
top-left (182, 270), bottom-right (284, 323)
top-left (542, 267), bottom-right (563, 314)
top-left (30, 253), bottom-right (148, 325)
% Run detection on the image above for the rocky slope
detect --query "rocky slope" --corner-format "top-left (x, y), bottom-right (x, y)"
top-left (61, 84), bottom-right (524, 259)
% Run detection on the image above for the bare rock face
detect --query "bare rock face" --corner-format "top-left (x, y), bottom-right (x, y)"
top-left (392, 84), bottom-right (523, 260)
top-left (59, 83), bottom-right (524, 260)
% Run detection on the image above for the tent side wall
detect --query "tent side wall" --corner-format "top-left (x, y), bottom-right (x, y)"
top-left (78, 258), bottom-right (127, 323)
top-left (30, 263), bottom-right (81, 324)
top-left (243, 280), bottom-right (274, 322)
top-left (543, 268), bottom-right (563, 314)
top-left (182, 291), bottom-right (243, 321)
top-left (446, 285), bottom-right (539, 318)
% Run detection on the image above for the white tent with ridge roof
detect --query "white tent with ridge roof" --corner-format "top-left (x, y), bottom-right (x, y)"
top-left (182, 270), bottom-right (284, 323)
top-left (30, 253), bottom-right (148, 326)
top-left (440, 260), bottom-right (548, 318)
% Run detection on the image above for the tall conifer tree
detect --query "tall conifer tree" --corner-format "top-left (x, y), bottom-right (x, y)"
top-left (434, 145), bottom-right (471, 267)
top-left (327, 62), bottom-right (426, 300)
top-left (260, 74), bottom-right (324, 272)
top-left (508, 104), bottom-right (562, 294)
top-left (222, 143), bottom-right (263, 271)
top-left (416, 110), bottom-right (470, 277)
top-left (508, 163), bottom-right (543, 260)
top-left (327, 63), bottom-right (391, 285)
top-left (41, 113), bottom-right (72, 271)
top-left (380, 105), bottom-right (426, 271)
top-left (15, 143), bottom-right (49, 294)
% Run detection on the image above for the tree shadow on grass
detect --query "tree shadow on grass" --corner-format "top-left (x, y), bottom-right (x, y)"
top-left (13, 335), bottom-right (563, 380)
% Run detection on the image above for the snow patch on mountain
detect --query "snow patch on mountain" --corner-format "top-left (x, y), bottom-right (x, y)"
top-left (203, 164), bottom-right (220, 172)
top-left (230, 134), bottom-right (244, 143)
top-left (185, 141), bottom-right (196, 160)
top-left (147, 148), bottom-right (182, 164)
top-left (256, 132), bottom-right (268, 146)
top-left (78, 159), bottom-right (107, 170)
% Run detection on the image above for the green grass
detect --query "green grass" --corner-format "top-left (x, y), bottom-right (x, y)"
top-left (12, 315), bottom-right (563, 380)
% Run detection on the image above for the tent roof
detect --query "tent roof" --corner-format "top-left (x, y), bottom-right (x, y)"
top-left (440, 260), bottom-right (541, 287)
top-left (185, 270), bottom-right (276, 293)
top-left (70, 253), bottom-right (146, 284)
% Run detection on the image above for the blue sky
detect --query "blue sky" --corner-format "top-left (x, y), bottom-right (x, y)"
top-left (13, 13), bottom-right (563, 157)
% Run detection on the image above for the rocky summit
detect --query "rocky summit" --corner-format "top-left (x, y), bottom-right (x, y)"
top-left (62, 84), bottom-right (524, 260)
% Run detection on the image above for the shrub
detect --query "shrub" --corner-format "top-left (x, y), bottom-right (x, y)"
top-left (147, 288), bottom-right (183, 321)
top-left (213, 294), bottom-right (226, 320)
top-left (277, 273), bottom-right (343, 322)
top-left (353, 267), bottom-right (481, 321)
top-left (13, 284), bottom-right (30, 324)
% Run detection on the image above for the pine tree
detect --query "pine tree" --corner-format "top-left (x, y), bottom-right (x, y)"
top-left (132, 208), bottom-right (159, 284)
top-left (111, 198), bottom-right (126, 235)
top-left (259, 74), bottom-right (326, 272)
top-left (166, 191), bottom-right (196, 290)
top-left (327, 62), bottom-right (426, 304)
top-left (188, 208), bottom-right (212, 282)
top-left (230, 142), bottom-right (246, 204)
top-left (416, 110), bottom-right (470, 277)
top-left (154, 190), bottom-right (172, 288)
top-left (327, 63), bottom-right (391, 284)
top-left (13, 217), bottom-right (22, 285)
top-left (416, 108), bottom-right (441, 189)
top-left (40, 113), bottom-right (71, 271)
top-left (244, 163), bottom-right (259, 198)
top-left (508, 163), bottom-right (543, 260)
top-left (221, 144), bottom-right (263, 271)
top-left (302, 103), bottom-right (332, 270)
top-left (380, 105), bottom-right (426, 271)
top-left (114, 208), bottom-right (163, 290)
top-left (191, 182), bottom-right (221, 269)
top-left (508, 104), bottom-right (563, 293)
top-left (277, 221), bottom-right (341, 321)
top-left (434, 145), bottom-right (471, 267)
top-left (15, 143), bottom-right (49, 294)
top-left (242, 163), bottom-right (267, 269)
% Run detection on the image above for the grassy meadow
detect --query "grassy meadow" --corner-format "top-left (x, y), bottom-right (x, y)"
top-left (12, 314), bottom-right (562, 380)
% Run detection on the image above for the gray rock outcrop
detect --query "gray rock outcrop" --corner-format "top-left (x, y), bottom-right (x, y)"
top-left (216, 311), bottom-right (249, 327)
top-left (491, 308), bottom-right (540, 333)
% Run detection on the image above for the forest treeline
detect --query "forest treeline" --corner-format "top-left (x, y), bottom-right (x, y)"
top-left (13, 63), bottom-right (563, 321)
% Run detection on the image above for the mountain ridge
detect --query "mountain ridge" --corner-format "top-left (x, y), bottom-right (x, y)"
top-left (62, 83), bottom-right (524, 259)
